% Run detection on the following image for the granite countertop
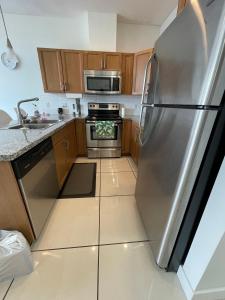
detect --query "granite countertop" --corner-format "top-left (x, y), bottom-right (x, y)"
top-left (0, 115), bottom-right (84, 161)
top-left (123, 115), bottom-right (140, 123)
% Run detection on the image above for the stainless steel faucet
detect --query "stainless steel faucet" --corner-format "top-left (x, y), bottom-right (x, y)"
top-left (17, 97), bottom-right (39, 125)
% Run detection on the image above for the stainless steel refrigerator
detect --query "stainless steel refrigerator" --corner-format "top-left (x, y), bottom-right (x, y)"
top-left (135, 0), bottom-right (225, 270)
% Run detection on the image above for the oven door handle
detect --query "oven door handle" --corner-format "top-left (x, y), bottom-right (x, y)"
top-left (86, 120), bottom-right (122, 125)
top-left (86, 120), bottom-right (96, 124)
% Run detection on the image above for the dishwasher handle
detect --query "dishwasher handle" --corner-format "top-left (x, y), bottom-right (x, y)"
top-left (12, 138), bottom-right (53, 179)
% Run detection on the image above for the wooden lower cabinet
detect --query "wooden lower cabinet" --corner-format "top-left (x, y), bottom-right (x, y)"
top-left (122, 119), bottom-right (132, 155)
top-left (52, 121), bottom-right (77, 187)
top-left (75, 119), bottom-right (87, 156)
top-left (0, 162), bottom-right (35, 244)
top-left (130, 121), bottom-right (140, 165)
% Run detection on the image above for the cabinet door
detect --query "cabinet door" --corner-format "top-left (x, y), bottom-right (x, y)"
top-left (52, 139), bottom-right (68, 188)
top-left (75, 119), bottom-right (87, 156)
top-left (67, 121), bottom-right (77, 165)
top-left (132, 49), bottom-right (153, 95)
top-left (177, 0), bottom-right (188, 15)
top-left (122, 119), bottom-right (132, 155)
top-left (37, 48), bottom-right (64, 92)
top-left (122, 54), bottom-right (134, 95)
top-left (84, 52), bottom-right (104, 70)
top-left (104, 53), bottom-right (122, 70)
top-left (61, 50), bottom-right (84, 93)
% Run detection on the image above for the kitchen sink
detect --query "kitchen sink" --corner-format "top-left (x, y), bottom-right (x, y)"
top-left (8, 119), bottom-right (62, 130)
top-left (9, 123), bottom-right (54, 130)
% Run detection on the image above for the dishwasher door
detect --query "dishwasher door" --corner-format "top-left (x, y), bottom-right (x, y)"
top-left (13, 138), bottom-right (59, 238)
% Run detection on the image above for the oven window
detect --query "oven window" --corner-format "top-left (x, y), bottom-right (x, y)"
top-left (87, 77), bottom-right (111, 91)
top-left (90, 123), bottom-right (118, 140)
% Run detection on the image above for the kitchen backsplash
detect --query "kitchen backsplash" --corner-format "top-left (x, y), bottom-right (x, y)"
top-left (31, 93), bottom-right (142, 118)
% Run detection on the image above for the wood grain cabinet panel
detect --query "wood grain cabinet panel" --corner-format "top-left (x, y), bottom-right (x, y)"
top-left (75, 119), bottom-right (87, 156)
top-left (61, 50), bottom-right (84, 93)
top-left (177, 0), bottom-right (188, 14)
top-left (52, 121), bottom-right (77, 187)
top-left (0, 162), bottom-right (35, 244)
top-left (122, 119), bottom-right (132, 155)
top-left (37, 48), bottom-right (64, 93)
top-left (122, 54), bottom-right (134, 95)
top-left (130, 121), bottom-right (140, 165)
top-left (132, 49), bottom-right (153, 95)
top-left (84, 52), bottom-right (103, 70)
top-left (104, 53), bottom-right (122, 70)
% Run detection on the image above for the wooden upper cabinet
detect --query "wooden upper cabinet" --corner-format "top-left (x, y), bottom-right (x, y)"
top-left (84, 51), bottom-right (122, 71)
top-left (132, 49), bottom-right (153, 95)
top-left (122, 54), bottom-right (134, 95)
top-left (104, 53), bottom-right (122, 70)
top-left (37, 48), bottom-right (64, 92)
top-left (177, 0), bottom-right (188, 15)
top-left (84, 52), bottom-right (103, 70)
top-left (61, 50), bottom-right (83, 93)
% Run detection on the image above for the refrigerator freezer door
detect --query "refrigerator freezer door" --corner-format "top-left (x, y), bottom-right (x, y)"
top-left (135, 106), bottom-right (217, 268)
top-left (153, 0), bottom-right (225, 106)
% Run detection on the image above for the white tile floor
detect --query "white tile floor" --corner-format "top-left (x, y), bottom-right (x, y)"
top-left (1, 157), bottom-right (185, 300)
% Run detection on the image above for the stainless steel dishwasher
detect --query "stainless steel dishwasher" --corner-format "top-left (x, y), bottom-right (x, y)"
top-left (12, 138), bottom-right (59, 239)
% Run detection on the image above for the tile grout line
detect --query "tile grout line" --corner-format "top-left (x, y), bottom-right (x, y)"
top-left (31, 239), bottom-right (151, 253)
top-left (97, 157), bottom-right (102, 300)
top-left (126, 157), bottom-right (137, 179)
top-left (2, 278), bottom-right (14, 300)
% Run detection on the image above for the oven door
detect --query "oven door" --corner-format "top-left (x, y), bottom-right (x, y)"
top-left (86, 120), bottom-right (122, 148)
top-left (84, 75), bottom-right (121, 95)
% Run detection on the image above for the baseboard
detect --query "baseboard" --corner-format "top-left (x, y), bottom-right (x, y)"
top-left (178, 266), bottom-right (225, 300)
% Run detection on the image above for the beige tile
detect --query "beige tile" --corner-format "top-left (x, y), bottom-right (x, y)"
top-left (127, 157), bottom-right (138, 173)
top-left (101, 172), bottom-right (136, 196)
top-left (101, 158), bottom-right (132, 173)
top-left (99, 242), bottom-right (185, 300)
top-left (6, 247), bottom-right (98, 300)
top-left (100, 196), bottom-right (147, 244)
top-left (75, 157), bottom-right (100, 172)
top-left (0, 280), bottom-right (12, 300)
top-left (32, 198), bottom-right (99, 250)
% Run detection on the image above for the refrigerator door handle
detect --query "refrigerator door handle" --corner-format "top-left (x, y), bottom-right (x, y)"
top-left (139, 104), bottom-right (154, 146)
top-left (141, 53), bottom-right (156, 105)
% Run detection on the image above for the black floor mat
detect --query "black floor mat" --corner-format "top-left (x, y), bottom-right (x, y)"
top-left (59, 163), bottom-right (96, 198)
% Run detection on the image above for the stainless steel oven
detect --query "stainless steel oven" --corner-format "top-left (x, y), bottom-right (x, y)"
top-left (85, 103), bottom-right (122, 158)
top-left (84, 70), bottom-right (121, 95)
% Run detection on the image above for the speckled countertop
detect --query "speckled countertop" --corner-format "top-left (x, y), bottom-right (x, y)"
top-left (123, 115), bottom-right (140, 123)
top-left (0, 115), bottom-right (83, 161)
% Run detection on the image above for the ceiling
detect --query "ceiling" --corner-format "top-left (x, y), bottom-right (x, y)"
top-left (1, 0), bottom-right (178, 26)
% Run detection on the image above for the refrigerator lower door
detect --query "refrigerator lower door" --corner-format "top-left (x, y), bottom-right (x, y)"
top-left (135, 106), bottom-right (217, 268)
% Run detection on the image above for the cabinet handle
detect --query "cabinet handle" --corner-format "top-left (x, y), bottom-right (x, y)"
top-left (101, 57), bottom-right (104, 70)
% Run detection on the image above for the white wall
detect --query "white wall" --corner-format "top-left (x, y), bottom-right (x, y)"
top-left (160, 6), bottom-right (177, 35)
top-left (117, 22), bottom-right (160, 52)
top-left (88, 12), bottom-right (117, 51)
top-left (178, 159), bottom-right (225, 300)
top-left (0, 12), bottom-right (146, 121)
top-left (0, 13), bottom-right (89, 119)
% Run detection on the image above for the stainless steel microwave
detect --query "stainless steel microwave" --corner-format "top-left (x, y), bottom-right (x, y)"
top-left (84, 70), bottom-right (122, 95)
